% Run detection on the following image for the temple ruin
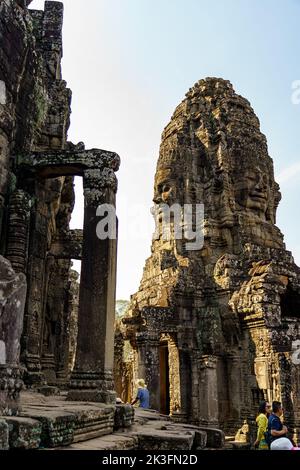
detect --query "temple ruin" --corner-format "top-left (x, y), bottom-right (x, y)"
top-left (0, 0), bottom-right (299, 452)
top-left (120, 77), bottom-right (300, 442)
top-left (0, 0), bottom-right (120, 408)
top-left (0, 0), bottom-right (227, 451)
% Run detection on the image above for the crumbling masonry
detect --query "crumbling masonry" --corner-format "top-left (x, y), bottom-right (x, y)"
top-left (1, 0), bottom-right (299, 451)
top-left (0, 2), bottom-right (226, 451)
top-left (0, 0), bottom-right (119, 414)
top-left (120, 77), bottom-right (300, 442)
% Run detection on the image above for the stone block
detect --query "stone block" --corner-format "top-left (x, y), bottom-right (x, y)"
top-left (71, 405), bottom-right (115, 443)
top-left (20, 409), bottom-right (76, 447)
top-left (200, 427), bottom-right (225, 449)
top-left (6, 417), bottom-right (42, 449)
top-left (134, 429), bottom-right (194, 450)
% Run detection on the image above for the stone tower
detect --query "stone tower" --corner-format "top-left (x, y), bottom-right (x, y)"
top-left (122, 78), bottom-right (300, 438)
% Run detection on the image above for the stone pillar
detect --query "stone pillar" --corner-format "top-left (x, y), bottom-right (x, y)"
top-left (68, 168), bottom-right (118, 403)
top-left (168, 336), bottom-right (181, 415)
top-left (40, 255), bottom-right (57, 385)
top-left (290, 361), bottom-right (300, 444)
top-left (56, 269), bottom-right (79, 384)
top-left (278, 353), bottom-right (294, 431)
top-left (227, 353), bottom-right (242, 423)
top-left (6, 190), bottom-right (31, 273)
top-left (136, 332), bottom-right (160, 411)
top-left (0, 256), bottom-right (26, 415)
top-left (198, 355), bottom-right (219, 426)
top-left (173, 349), bottom-right (191, 422)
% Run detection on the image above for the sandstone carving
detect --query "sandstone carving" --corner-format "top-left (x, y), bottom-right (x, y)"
top-left (0, 256), bottom-right (26, 415)
top-left (1, 0), bottom-right (299, 451)
top-left (0, 0), bottom-right (119, 414)
top-left (120, 78), bottom-right (300, 441)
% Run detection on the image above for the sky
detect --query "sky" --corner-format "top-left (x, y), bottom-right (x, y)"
top-left (30, 0), bottom-right (300, 300)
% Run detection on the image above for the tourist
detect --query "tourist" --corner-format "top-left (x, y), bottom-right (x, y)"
top-left (130, 379), bottom-right (150, 409)
top-left (254, 401), bottom-right (271, 450)
top-left (270, 437), bottom-right (300, 450)
top-left (266, 401), bottom-right (289, 448)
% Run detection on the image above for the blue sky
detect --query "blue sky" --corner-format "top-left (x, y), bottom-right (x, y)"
top-left (30, 0), bottom-right (300, 299)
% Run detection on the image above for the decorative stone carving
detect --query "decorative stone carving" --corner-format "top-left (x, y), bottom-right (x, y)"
top-left (6, 190), bottom-right (32, 273)
top-left (0, 256), bottom-right (26, 415)
top-left (0, 0), bottom-right (120, 413)
top-left (121, 77), bottom-right (300, 439)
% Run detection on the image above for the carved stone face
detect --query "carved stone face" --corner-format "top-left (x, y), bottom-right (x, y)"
top-left (234, 168), bottom-right (270, 218)
top-left (153, 168), bottom-right (177, 206)
top-left (152, 167), bottom-right (180, 225)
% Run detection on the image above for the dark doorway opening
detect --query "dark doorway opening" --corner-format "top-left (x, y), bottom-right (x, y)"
top-left (280, 284), bottom-right (300, 319)
top-left (160, 342), bottom-right (170, 415)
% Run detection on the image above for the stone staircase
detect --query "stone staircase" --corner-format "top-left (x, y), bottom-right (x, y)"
top-left (0, 391), bottom-right (225, 450)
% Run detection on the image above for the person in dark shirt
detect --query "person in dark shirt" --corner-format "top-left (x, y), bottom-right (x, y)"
top-left (131, 379), bottom-right (150, 408)
top-left (268, 401), bottom-right (288, 445)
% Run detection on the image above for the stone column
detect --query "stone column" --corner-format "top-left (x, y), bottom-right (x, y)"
top-left (198, 355), bottom-right (219, 426)
top-left (172, 349), bottom-right (191, 422)
top-left (6, 190), bottom-right (31, 273)
top-left (56, 269), bottom-right (79, 384)
top-left (0, 256), bottom-right (26, 415)
top-left (68, 168), bottom-right (118, 403)
top-left (290, 360), bottom-right (300, 444)
top-left (227, 353), bottom-right (242, 423)
top-left (136, 332), bottom-right (160, 410)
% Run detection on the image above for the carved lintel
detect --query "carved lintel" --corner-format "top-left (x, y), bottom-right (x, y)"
top-left (15, 149), bottom-right (120, 178)
top-left (136, 331), bottom-right (160, 347)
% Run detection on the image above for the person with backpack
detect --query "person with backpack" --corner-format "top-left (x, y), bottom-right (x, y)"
top-left (266, 401), bottom-right (288, 448)
top-left (254, 401), bottom-right (271, 450)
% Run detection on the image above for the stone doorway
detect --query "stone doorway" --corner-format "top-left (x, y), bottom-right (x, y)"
top-left (159, 342), bottom-right (170, 415)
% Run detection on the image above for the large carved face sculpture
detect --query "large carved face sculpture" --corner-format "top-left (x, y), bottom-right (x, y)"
top-left (153, 167), bottom-right (179, 207)
top-left (152, 167), bottom-right (183, 223)
top-left (234, 167), bottom-right (270, 219)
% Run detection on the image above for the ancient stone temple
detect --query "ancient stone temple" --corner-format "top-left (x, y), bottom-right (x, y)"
top-left (0, 0), bottom-right (119, 415)
top-left (121, 77), bottom-right (300, 440)
top-left (0, 1), bottom-right (227, 452)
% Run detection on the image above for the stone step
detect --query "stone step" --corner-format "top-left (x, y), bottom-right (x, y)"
top-left (58, 433), bottom-right (138, 450)
top-left (2, 392), bottom-right (227, 450)
top-left (19, 403), bottom-right (115, 447)
top-left (2, 392), bottom-right (136, 449)
top-left (20, 408), bottom-right (76, 447)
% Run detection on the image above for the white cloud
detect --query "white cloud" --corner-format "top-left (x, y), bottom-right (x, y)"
top-left (276, 161), bottom-right (300, 184)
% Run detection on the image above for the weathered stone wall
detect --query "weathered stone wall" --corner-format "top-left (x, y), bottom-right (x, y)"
top-left (0, 0), bottom-right (121, 419)
top-left (0, 0), bottom-right (75, 389)
top-left (0, 255), bottom-right (26, 414)
top-left (122, 78), bottom-right (300, 440)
